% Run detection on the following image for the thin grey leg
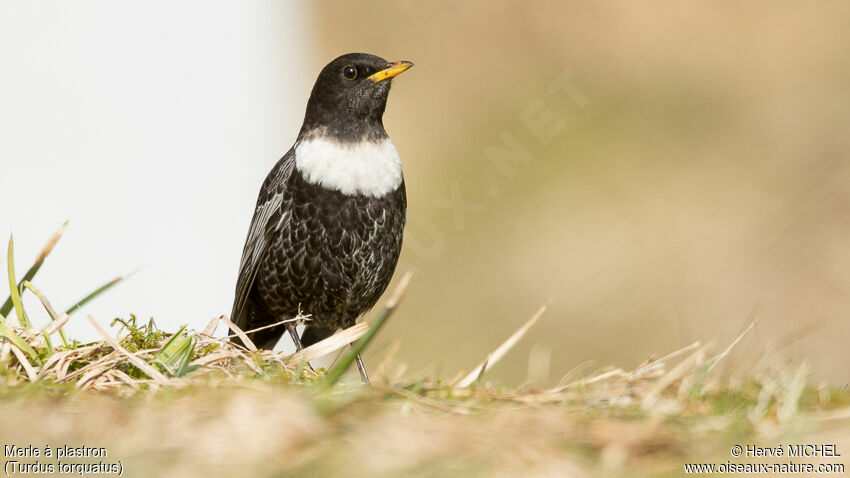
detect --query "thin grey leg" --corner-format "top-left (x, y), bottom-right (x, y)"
top-left (285, 321), bottom-right (315, 373)
top-left (285, 321), bottom-right (305, 351)
top-left (355, 352), bottom-right (370, 384)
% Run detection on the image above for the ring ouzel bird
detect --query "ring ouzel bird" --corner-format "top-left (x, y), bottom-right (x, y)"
top-left (231, 53), bottom-right (413, 382)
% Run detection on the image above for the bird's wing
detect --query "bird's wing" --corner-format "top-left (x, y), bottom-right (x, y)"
top-left (231, 147), bottom-right (296, 328)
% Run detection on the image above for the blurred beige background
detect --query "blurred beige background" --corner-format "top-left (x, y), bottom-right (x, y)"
top-left (311, 1), bottom-right (850, 384)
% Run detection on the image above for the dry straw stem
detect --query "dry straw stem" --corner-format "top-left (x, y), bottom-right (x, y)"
top-left (287, 322), bottom-right (368, 364)
top-left (44, 312), bottom-right (70, 336)
top-left (454, 305), bottom-right (546, 388)
top-left (222, 315), bottom-right (309, 341)
top-left (707, 321), bottom-right (756, 373)
top-left (633, 340), bottom-right (702, 381)
top-left (203, 316), bottom-right (219, 336)
top-left (9, 343), bottom-right (38, 381)
top-left (641, 344), bottom-right (711, 409)
top-left (219, 315), bottom-right (257, 352)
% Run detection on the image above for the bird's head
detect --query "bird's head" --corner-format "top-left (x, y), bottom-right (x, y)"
top-left (300, 53), bottom-right (413, 143)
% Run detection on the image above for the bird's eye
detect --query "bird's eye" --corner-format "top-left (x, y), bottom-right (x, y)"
top-left (342, 65), bottom-right (357, 80)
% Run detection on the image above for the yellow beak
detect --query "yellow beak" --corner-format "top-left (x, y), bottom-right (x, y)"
top-left (367, 61), bottom-right (414, 83)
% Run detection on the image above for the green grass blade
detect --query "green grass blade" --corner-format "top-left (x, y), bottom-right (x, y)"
top-left (41, 326), bottom-right (54, 356)
top-left (325, 273), bottom-right (412, 385)
top-left (324, 312), bottom-right (390, 385)
top-left (0, 221), bottom-right (68, 317)
top-left (156, 325), bottom-right (197, 377)
top-left (6, 235), bottom-right (32, 328)
top-left (65, 275), bottom-right (125, 316)
top-left (157, 325), bottom-right (188, 355)
top-left (0, 312), bottom-right (42, 366)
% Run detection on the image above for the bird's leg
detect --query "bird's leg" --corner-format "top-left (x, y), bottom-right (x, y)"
top-left (285, 320), bottom-right (315, 373)
top-left (354, 351), bottom-right (370, 384)
top-left (284, 321), bottom-right (306, 351)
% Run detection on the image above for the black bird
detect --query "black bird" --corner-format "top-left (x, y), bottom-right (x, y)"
top-left (231, 53), bottom-right (413, 381)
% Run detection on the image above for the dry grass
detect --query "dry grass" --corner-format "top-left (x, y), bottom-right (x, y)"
top-left (1, 228), bottom-right (848, 477)
top-left (2, 306), bottom-right (848, 477)
top-left (2, 309), bottom-right (372, 393)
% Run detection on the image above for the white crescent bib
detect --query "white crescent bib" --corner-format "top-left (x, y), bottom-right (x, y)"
top-left (294, 137), bottom-right (403, 197)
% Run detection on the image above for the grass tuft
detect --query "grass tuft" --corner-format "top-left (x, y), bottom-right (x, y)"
top-left (1, 228), bottom-right (848, 477)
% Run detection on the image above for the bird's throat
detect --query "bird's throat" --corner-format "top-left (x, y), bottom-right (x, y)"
top-left (294, 135), bottom-right (403, 197)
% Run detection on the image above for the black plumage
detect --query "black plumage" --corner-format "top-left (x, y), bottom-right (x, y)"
top-left (230, 53), bottom-right (412, 369)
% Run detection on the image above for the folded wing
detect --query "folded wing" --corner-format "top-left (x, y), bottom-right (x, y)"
top-left (231, 148), bottom-right (296, 329)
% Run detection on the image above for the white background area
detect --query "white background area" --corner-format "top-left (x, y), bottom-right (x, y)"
top-left (0, 2), bottom-right (313, 348)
